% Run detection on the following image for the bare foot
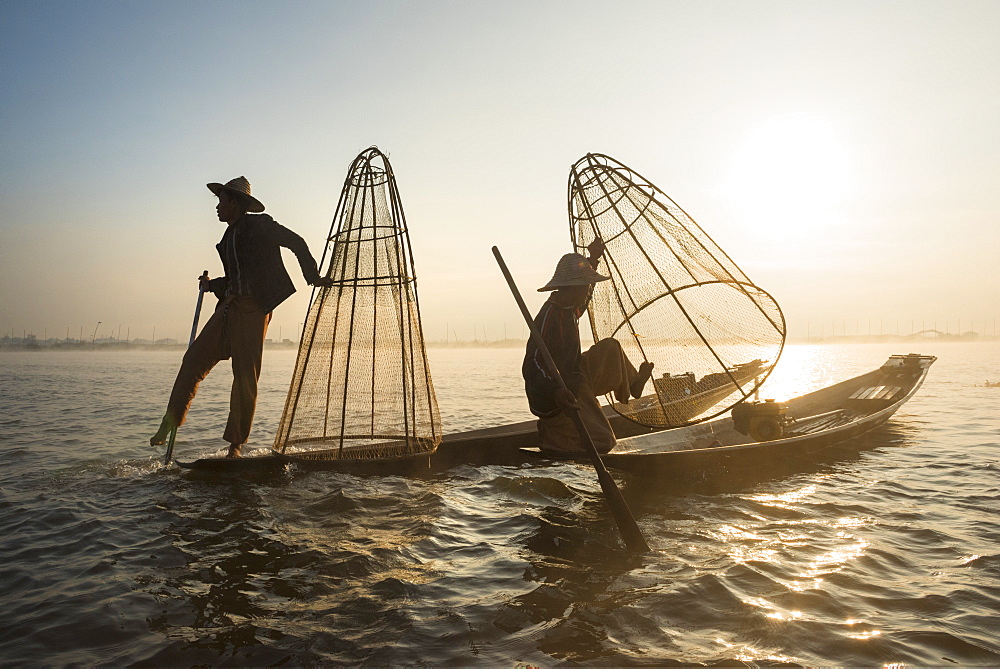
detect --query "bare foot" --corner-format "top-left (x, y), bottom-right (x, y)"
top-left (630, 361), bottom-right (655, 398)
top-left (149, 415), bottom-right (175, 447)
top-left (225, 444), bottom-right (243, 458)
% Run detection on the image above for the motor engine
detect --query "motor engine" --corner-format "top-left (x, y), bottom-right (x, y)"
top-left (731, 399), bottom-right (789, 441)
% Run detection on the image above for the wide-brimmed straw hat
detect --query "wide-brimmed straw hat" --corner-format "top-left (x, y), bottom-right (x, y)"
top-left (538, 253), bottom-right (610, 291)
top-left (207, 176), bottom-right (265, 213)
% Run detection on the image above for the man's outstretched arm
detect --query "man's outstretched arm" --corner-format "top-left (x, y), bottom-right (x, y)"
top-left (268, 220), bottom-right (333, 287)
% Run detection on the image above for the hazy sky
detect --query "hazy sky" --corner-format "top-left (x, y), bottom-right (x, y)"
top-left (2, 0), bottom-right (998, 343)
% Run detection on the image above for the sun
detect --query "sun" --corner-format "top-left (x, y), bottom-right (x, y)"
top-left (722, 113), bottom-right (852, 242)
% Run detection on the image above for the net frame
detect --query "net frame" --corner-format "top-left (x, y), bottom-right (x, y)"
top-left (274, 147), bottom-right (441, 459)
top-left (568, 153), bottom-right (786, 428)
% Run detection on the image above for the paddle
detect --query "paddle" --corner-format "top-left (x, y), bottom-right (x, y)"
top-left (492, 246), bottom-right (650, 553)
top-left (163, 270), bottom-right (209, 466)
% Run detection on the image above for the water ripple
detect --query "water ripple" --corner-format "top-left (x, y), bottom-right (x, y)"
top-left (1, 345), bottom-right (999, 664)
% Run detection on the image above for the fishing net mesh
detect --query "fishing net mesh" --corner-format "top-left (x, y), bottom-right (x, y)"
top-left (274, 148), bottom-right (441, 458)
top-left (569, 153), bottom-right (785, 428)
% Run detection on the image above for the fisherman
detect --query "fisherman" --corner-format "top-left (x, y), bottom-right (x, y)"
top-left (149, 177), bottom-right (333, 457)
top-left (522, 240), bottom-right (654, 453)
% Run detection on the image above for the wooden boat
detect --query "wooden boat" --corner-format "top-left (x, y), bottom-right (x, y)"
top-left (536, 353), bottom-right (936, 477)
top-left (178, 353), bottom-right (933, 476)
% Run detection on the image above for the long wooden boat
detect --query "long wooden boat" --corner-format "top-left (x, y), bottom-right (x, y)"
top-left (177, 354), bottom-right (933, 476)
top-left (175, 400), bottom-right (663, 474)
top-left (538, 352), bottom-right (935, 477)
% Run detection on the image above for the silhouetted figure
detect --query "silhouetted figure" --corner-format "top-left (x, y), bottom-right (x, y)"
top-left (150, 177), bottom-right (332, 457)
top-left (522, 240), bottom-right (653, 453)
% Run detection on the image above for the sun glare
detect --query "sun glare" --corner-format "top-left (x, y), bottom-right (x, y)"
top-left (722, 114), bottom-right (852, 242)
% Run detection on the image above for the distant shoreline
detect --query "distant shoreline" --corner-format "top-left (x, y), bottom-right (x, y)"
top-left (1, 334), bottom-right (996, 352)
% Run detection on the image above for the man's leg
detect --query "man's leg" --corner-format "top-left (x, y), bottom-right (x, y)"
top-left (581, 338), bottom-right (654, 402)
top-left (150, 303), bottom-right (227, 445)
top-left (222, 297), bottom-right (271, 455)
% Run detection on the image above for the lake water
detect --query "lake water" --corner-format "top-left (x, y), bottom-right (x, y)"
top-left (0, 342), bottom-right (998, 665)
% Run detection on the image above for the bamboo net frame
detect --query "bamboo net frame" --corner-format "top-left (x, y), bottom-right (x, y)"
top-left (568, 153), bottom-right (786, 428)
top-left (274, 147), bottom-right (441, 459)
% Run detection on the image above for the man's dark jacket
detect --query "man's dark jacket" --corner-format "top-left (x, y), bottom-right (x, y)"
top-left (207, 213), bottom-right (323, 314)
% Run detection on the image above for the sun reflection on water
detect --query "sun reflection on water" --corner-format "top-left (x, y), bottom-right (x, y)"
top-left (847, 629), bottom-right (882, 640)
top-left (713, 636), bottom-right (799, 663)
top-left (835, 517), bottom-right (868, 527)
top-left (799, 536), bottom-right (870, 578)
top-left (746, 484), bottom-right (818, 508)
top-left (753, 344), bottom-right (846, 401)
top-left (711, 478), bottom-right (880, 595)
top-left (740, 594), bottom-right (805, 621)
top-left (714, 525), bottom-right (764, 541)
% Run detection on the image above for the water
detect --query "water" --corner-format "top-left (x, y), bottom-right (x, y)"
top-left (0, 343), bottom-right (997, 665)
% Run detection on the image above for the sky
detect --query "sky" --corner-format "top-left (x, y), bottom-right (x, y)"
top-left (2, 0), bottom-right (998, 344)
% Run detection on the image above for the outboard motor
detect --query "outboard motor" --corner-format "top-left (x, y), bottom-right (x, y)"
top-left (732, 399), bottom-right (789, 441)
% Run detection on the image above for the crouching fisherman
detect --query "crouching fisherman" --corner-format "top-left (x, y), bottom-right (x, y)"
top-left (522, 241), bottom-right (653, 454)
top-left (150, 177), bottom-right (332, 458)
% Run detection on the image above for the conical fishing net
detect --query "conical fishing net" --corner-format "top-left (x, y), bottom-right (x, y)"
top-left (274, 147), bottom-right (441, 459)
top-left (569, 153), bottom-right (786, 428)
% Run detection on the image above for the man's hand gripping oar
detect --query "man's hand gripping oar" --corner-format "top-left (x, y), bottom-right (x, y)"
top-left (151, 271), bottom-right (209, 466)
top-left (492, 246), bottom-right (649, 553)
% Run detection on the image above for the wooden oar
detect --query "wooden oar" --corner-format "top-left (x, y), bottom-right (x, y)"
top-left (492, 246), bottom-right (650, 553)
top-left (163, 271), bottom-right (209, 466)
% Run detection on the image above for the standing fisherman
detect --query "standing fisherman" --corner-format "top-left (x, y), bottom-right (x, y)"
top-left (522, 240), bottom-right (654, 453)
top-left (150, 177), bottom-right (332, 457)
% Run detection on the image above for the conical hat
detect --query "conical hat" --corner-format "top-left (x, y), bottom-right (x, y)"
top-left (538, 253), bottom-right (610, 291)
top-left (207, 176), bottom-right (265, 213)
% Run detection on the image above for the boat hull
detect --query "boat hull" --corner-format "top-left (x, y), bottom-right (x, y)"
top-left (178, 354), bottom-right (934, 477)
top-left (593, 353), bottom-right (934, 476)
